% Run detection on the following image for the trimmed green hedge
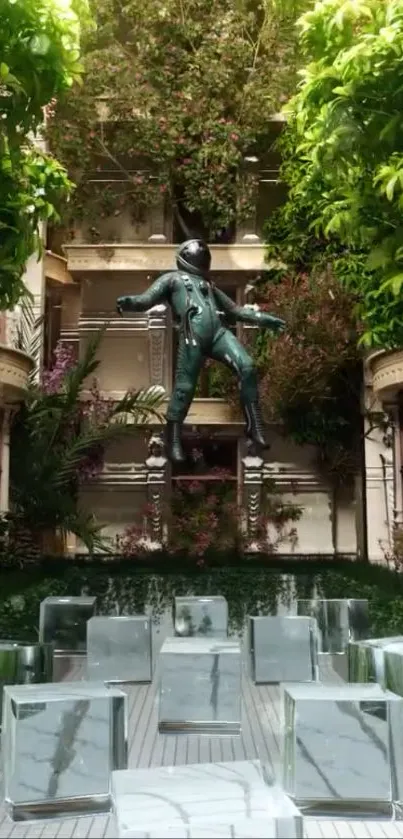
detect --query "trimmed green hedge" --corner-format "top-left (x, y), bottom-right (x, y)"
top-left (0, 556), bottom-right (401, 640)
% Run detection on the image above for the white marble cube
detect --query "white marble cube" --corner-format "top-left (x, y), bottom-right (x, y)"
top-left (297, 598), bottom-right (369, 654)
top-left (174, 596), bottom-right (228, 638)
top-left (39, 596), bottom-right (97, 654)
top-left (249, 616), bottom-right (318, 684)
top-left (283, 682), bottom-right (403, 817)
top-left (87, 616), bottom-right (152, 683)
top-left (112, 760), bottom-right (303, 838)
top-left (159, 637), bottom-right (241, 734)
top-left (2, 680), bottom-right (127, 820)
top-left (348, 636), bottom-right (403, 686)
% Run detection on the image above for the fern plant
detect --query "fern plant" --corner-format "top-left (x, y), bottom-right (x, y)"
top-left (9, 329), bottom-right (164, 554)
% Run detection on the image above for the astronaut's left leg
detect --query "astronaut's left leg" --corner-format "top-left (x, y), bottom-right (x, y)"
top-left (211, 328), bottom-right (268, 449)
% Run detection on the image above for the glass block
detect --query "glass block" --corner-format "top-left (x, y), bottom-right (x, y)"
top-left (249, 616), bottom-right (318, 684)
top-left (87, 616), bottom-right (152, 683)
top-left (0, 640), bottom-right (53, 722)
top-left (2, 680), bottom-right (128, 820)
top-left (297, 598), bottom-right (369, 654)
top-left (159, 637), bottom-right (241, 734)
top-left (282, 682), bottom-right (403, 818)
top-left (39, 596), bottom-right (97, 654)
top-left (384, 643), bottom-right (403, 696)
top-left (174, 596), bottom-right (228, 638)
top-left (112, 760), bottom-right (303, 838)
top-left (348, 636), bottom-right (403, 686)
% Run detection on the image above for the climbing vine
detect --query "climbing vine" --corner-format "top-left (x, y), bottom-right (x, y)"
top-left (47, 0), bottom-right (312, 240)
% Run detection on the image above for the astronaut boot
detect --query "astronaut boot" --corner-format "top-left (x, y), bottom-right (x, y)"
top-left (165, 420), bottom-right (186, 464)
top-left (243, 401), bottom-right (270, 451)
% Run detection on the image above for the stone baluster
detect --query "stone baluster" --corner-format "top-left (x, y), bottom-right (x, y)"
top-left (242, 447), bottom-right (264, 543)
top-left (147, 303), bottom-right (168, 390)
top-left (145, 434), bottom-right (168, 544)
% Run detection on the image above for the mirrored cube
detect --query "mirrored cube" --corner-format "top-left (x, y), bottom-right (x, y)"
top-left (283, 682), bottom-right (403, 817)
top-left (174, 596), bottom-right (228, 638)
top-left (159, 637), bottom-right (241, 734)
top-left (2, 680), bottom-right (127, 820)
top-left (112, 760), bottom-right (303, 838)
top-left (39, 596), bottom-right (97, 654)
top-left (297, 599), bottom-right (369, 654)
top-left (348, 636), bottom-right (403, 686)
top-left (384, 643), bottom-right (403, 696)
top-left (87, 616), bottom-right (152, 683)
top-left (0, 640), bottom-right (53, 722)
top-left (249, 616), bottom-right (318, 684)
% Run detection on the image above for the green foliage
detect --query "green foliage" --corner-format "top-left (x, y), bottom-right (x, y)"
top-left (48, 0), bottom-right (311, 238)
top-left (265, 0), bottom-right (403, 348)
top-left (0, 0), bottom-right (91, 308)
top-left (9, 330), bottom-right (164, 553)
top-left (1, 560), bottom-right (403, 640)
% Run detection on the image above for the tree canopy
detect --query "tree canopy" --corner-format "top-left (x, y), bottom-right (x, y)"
top-left (48, 0), bottom-right (310, 240)
top-left (266, 0), bottom-right (403, 348)
top-left (0, 0), bottom-right (90, 309)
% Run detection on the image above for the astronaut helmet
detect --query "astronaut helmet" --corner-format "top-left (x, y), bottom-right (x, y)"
top-left (176, 239), bottom-right (211, 276)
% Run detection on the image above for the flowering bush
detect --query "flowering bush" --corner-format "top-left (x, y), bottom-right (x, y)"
top-left (47, 0), bottom-right (310, 238)
top-left (210, 267), bottom-right (361, 480)
top-left (10, 331), bottom-right (164, 552)
top-left (117, 469), bottom-right (302, 560)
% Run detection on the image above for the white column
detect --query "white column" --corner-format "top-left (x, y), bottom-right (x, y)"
top-left (0, 407), bottom-right (11, 512)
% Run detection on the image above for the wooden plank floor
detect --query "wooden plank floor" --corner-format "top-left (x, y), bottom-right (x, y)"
top-left (0, 656), bottom-right (403, 838)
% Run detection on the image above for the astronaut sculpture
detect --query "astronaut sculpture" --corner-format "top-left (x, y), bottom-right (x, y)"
top-left (116, 239), bottom-right (285, 464)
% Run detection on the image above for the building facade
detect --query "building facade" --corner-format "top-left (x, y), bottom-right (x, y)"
top-left (24, 119), bottom-right (397, 562)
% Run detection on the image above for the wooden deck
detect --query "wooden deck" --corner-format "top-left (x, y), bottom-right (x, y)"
top-left (0, 654), bottom-right (403, 838)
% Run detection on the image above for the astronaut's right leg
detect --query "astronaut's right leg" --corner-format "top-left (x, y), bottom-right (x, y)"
top-left (165, 337), bottom-right (203, 463)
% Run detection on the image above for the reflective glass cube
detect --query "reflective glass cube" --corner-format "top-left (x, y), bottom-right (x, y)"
top-left (159, 637), bottom-right (241, 734)
top-left (384, 643), bottom-right (403, 696)
top-left (174, 596), bottom-right (228, 638)
top-left (348, 636), bottom-right (403, 686)
top-left (2, 680), bottom-right (128, 820)
top-left (249, 616), bottom-right (318, 684)
top-left (39, 596), bottom-right (97, 654)
top-left (0, 640), bottom-right (53, 722)
top-left (297, 598), bottom-right (369, 654)
top-left (87, 616), bottom-right (152, 683)
top-left (112, 760), bottom-right (303, 838)
top-left (283, 682), bottom-right (403, 818)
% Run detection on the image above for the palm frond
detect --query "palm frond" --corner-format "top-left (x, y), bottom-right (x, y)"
top-left (13, 295), bottom-right (44, 381)
top-left (107, 387), bottom-right (166, 424)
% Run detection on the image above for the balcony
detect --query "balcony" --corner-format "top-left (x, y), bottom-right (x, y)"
top-left (368, 349), bottom-right (403, 399)
top-left (44, 251), bottom-right (74, 286)
top-left (0, 345), bottom-right (33, 402)
top-left (78, 306), bottom-right (167, 334)
top-left (64, 243), bottom-right (267, 275)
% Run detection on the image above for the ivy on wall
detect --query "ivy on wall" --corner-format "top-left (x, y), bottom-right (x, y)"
top-left (47, 0), bottom-right (312, 239)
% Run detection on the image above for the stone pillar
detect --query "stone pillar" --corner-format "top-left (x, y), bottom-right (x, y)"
top-left (235, 161), bottom-right (261, 243)
top-left (0, 406), bottom-right (12, 512)
top-left (145, 434), bottom-right (168, 544)
top-left (363, 382), bottom-right (396, 562)
top-left (148, 304), bottom-right (168, 390)
top-left (148, 194), bottom-right (167, 243)
top-left (242, 448), bottom-right (264, 543)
